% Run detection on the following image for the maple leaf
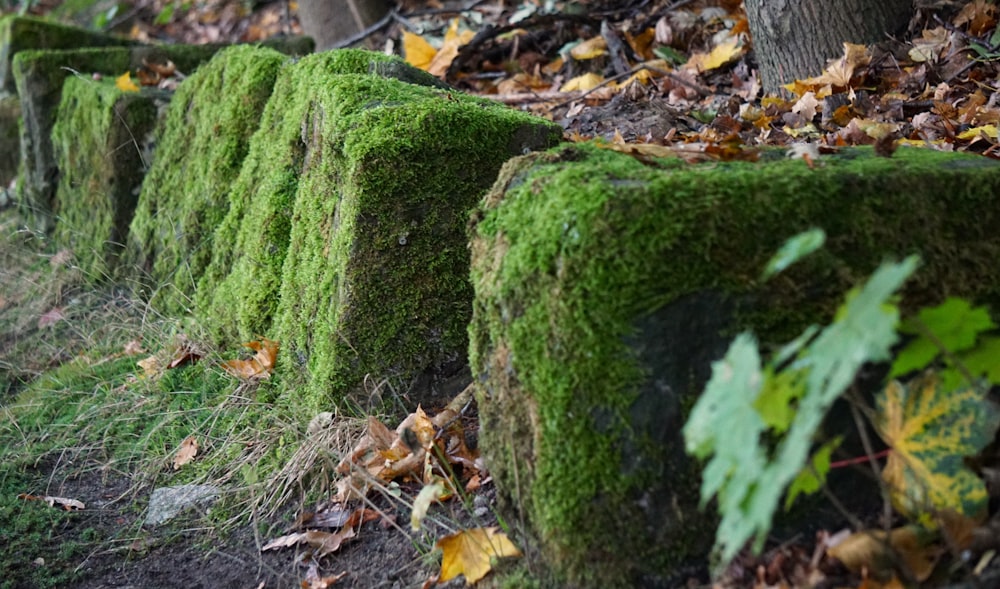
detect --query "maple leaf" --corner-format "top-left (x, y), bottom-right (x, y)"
top-left (890, 297), bottom-right (996, 382)
top-left (222, 338), bottom-right (279, 380)
top-left (436, 527), bottom-right (522, 585)
top-left (173, 435), bottom-right (198, 470)
top-left (875, 372), bottom-right (1000, 522)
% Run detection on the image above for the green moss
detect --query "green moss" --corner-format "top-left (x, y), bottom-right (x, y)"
top-left (195, 49), bottom-right (560, 412)
top-left (50, 76), bottom-right (157, 280)
top-left (0, 15), bottom-right (135, 94)
top-left (125, 45), bottom-right (288, 312)
top-left (469, 143), bottom-right (1000, 586)
top-left (0, 95), bottom-right (18, 186)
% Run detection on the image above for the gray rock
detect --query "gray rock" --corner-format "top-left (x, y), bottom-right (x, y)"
top-left (144, 484), bottom-right (220, 527)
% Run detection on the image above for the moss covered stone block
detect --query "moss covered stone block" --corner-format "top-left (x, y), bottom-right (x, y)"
top-left (13, 39), bottom-right (312, 234)
top-left (0, 95), bottom-right (19, 189)
top-left (0, 15), bottom-right (134, 96)
top-left (50, 76), bottom-right (159, 279)
top-left (195, 50), bottom-right (561, 411)
top-left (125, 45), bottom-right (290, 312)
top-left (468, 143), bottom-right (1000, 587)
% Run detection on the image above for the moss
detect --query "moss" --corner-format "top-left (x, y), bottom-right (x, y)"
top-left (194, 49), bottom-right (450, 338)
top-left (0, 95), bottom-right (19, 186)
top-left (468, 143), bottom-right (1000, 586)
top-left (0, 15), bottom-right (135, 95)
top-left (125, 45), bottom-right (288, 312)
top-left (196, 49), bottom-right (561, 413)
top-left (50, 76), bottom-right (157, 280)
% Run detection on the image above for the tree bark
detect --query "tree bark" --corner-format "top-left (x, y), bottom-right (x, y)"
top-left (744, 0), bottom-right (913, 95)
top-left (297, 0), bottom-right (391, 52)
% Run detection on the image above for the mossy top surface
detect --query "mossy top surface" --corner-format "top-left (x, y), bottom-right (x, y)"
top-left (469, 142), bottom-right (1000, 583)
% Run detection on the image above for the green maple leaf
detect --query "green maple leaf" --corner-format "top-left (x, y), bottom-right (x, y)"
top-left (875, 372), bottom-right (1000, 522)
top-left (890, 297), bottom-right (996, 379)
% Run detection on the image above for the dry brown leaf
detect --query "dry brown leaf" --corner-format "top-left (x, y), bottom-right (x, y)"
top-left (18, 493), bottom-right (85, 511)
top-left (221, 338), bottom-right (278, 380)
top-left (262, 527), bottom-right (356, 558)
top-left (173, 435), bottom-right (199, 470)
top-left (827, 526), bottom-right (942, 582)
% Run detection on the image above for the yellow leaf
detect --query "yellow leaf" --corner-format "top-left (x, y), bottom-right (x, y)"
top-left (115, 71), bottom-right (139, 92)
top-left (428, 18), bottom-right (474, 77)
top-left (685, 36), bottom-right (743, 72)
top-left (570, 36), bottom-right (608, 60)
top-left (437, 527), bottom-right (522, 584)
top-left (402, 31), bottom-right (437, 71)
top-left (956, 124), bottom-right (998, 140)
top-left (173, 435), bottom-right (198, 470)
top-left (560, 73), bottom-right (604, 92)
top-left (876, 373), bottom-right (999, 522)
top-left (411, 481), bottom-right (446, 531)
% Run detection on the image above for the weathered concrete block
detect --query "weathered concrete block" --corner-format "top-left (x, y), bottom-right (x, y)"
top-left (133, 48), bottom-right (445, 315)
top-left (12, 38), bottom-right (313, 234)
top-left (0, 15), bottom-right (134, 96)
top-left (125, 45), bottom-right (290, 310)
top-left (195, 50), bottom-right (561, 410)
top-left (468, 143), bottom-right (1000, 587)
top-left (50, 76), bottom-right (160, 279)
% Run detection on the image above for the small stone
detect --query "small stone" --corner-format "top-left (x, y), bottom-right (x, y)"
top-left (144, 484), bottom-right (220, 527)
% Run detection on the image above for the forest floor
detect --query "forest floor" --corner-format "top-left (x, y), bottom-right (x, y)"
top-left (2, 0), bottom-right (1000, 588)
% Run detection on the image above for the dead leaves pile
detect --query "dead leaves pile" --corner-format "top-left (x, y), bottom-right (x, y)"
top-left (263, 385), bottom-right (520, 586)
top-left (399, 0), bottom-right (1000, 160)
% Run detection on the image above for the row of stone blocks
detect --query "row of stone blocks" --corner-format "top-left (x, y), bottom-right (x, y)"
top-left (5, 14), bottom-right (1000, 588)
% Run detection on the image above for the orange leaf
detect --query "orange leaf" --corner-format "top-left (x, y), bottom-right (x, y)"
top-left (222, 338), bottom-right (279, 380)
top-left (437, 527), bottom-right (522, 584)
top-left (173, 435), bottom-right (198, 470)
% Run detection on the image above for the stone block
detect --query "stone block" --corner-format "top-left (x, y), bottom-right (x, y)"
top-left (0, 94), bottom-right (18, 189)
top-left (50, 76), bottom-right (160, 279)
top-left (195, 50), bottom-right (562, 410)
top-left (468, 143), bottom-right (1000, 587)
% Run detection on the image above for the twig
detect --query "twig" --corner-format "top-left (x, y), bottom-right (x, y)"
top-left (332, 8), bottom-right (398, 49)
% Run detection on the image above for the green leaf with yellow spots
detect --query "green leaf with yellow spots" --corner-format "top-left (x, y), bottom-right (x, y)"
top-left (875, 372), bottom-right (1000, 523)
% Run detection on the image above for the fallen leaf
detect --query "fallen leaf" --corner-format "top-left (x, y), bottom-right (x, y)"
top-left (428, 18), bottom-right (475, 77)
top-left (18, 493), bottom-right (85, 511)
top-left (560, 73), bottom-right (604, 92)
top-left (173, 435), bottom-right (199, 470)
top-left (685, 36), bottom-right (743, 72)
top-left (37, 307), bottom-right (65, 329)
top-left (411, 481), bottom-right (446, 531)
top-left (222, 338), bottom-right (279, 380)
top-left (436, 527), bottom-right (522, 585)
top-left (123, 340), bottom-right (145, 356)
top-left (403, 31), bottom-right (437, 71)
top-left (137, 354), bottom-right (160, 376)
top-left (262, 527), bottom-right (356, 558)
top-left (115, 71), bottom-right (139, 92)
top-left (570, 36), bottom-right (608, 60)
top-left (827, 526), bottom-right (942, 582)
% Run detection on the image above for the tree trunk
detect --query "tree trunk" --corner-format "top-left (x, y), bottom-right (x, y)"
top-left (297, 0), bottom-right (391, 52)
top-left (744, 0), bottom-right (912, 95)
